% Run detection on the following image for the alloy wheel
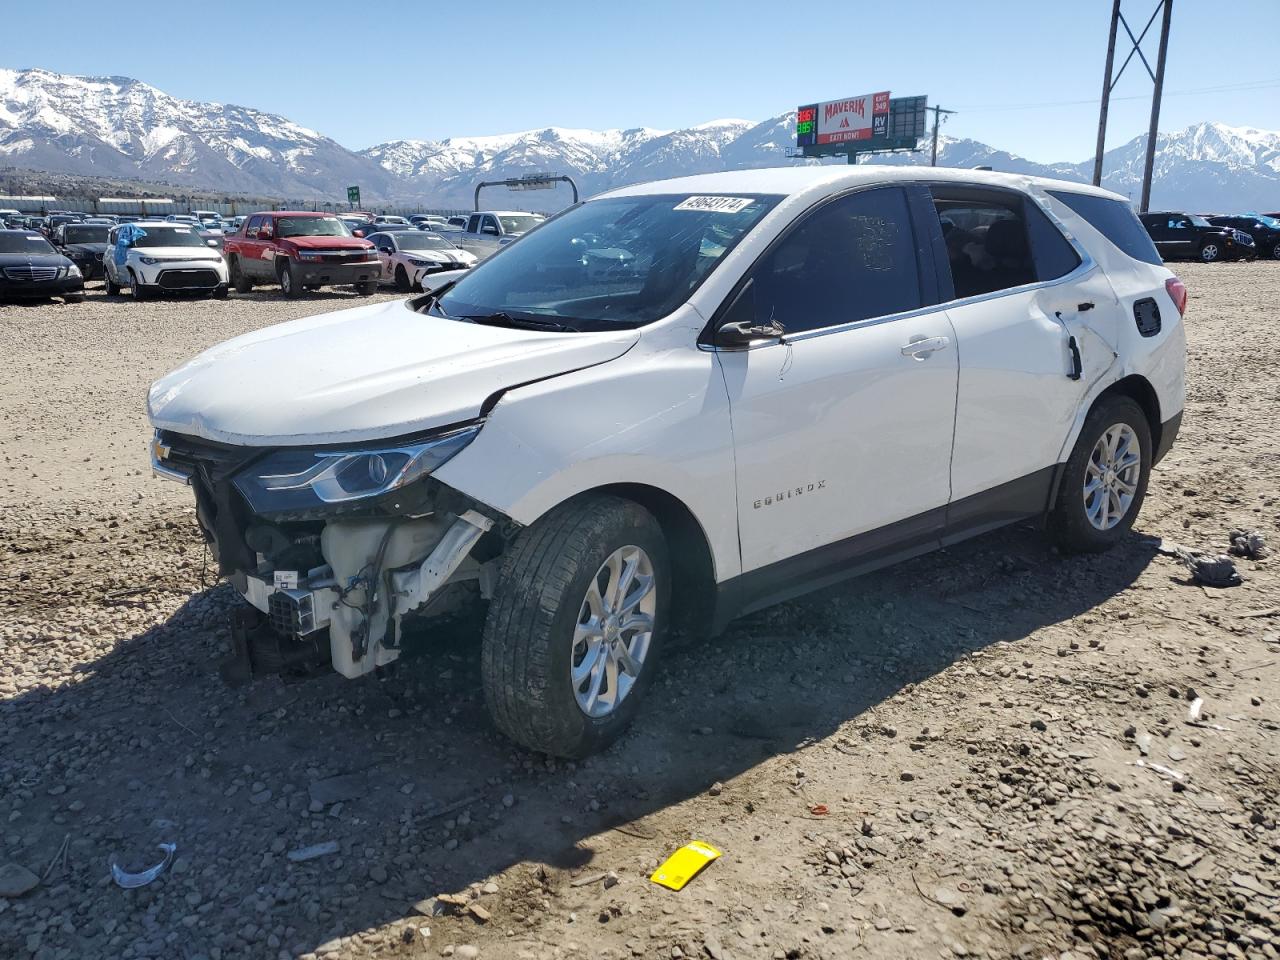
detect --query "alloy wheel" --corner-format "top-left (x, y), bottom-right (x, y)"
top-left (1083, 423), bottom-right (1142, 531)
top-left (1201, 244), bottom-right (1219, 262)
top-left (571, 545), bottom-right (657, 718)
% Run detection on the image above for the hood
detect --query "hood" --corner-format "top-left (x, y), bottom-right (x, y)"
top-left (148, 298), bottom-right (639, 446)
top-left (129, 245), bottom-right (223, 260)
top-left (63, 242), bottom-right (109, 256)
top-left (281, 235), bottom-right (372, 251)
top-left (409, 249), bottom-right (473, 264)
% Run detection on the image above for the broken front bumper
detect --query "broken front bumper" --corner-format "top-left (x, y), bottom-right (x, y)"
top-left (150, 431), bottom-right (500, 679)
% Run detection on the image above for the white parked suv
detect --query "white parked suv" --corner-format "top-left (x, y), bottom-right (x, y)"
top-left (105, 221), bottom-right (229, 299)
top-left (147, 167), bottom-right (1185, 757)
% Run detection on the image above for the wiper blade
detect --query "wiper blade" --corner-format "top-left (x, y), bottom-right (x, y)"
top-left (463, 312), bottom-right (579, 332)
top-left (415, 279), bottom-right (459, 317)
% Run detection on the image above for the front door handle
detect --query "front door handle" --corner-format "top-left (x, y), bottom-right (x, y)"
top-left (901, 335), bottom-right (950, 359)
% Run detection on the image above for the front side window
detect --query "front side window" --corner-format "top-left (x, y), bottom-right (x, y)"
top-left (750, 187), bottom-right (921, 334)
top-left (437, 193), bottom-right (780, 330)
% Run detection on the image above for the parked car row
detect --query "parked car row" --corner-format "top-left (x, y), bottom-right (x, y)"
top-left (1139, 210), bottom-right (1280, 262)
top-left (1, 208), bottom-right (490, 302)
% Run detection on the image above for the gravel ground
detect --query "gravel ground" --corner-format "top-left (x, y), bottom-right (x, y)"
top-left (1, 267), bottom-right (1277, 960)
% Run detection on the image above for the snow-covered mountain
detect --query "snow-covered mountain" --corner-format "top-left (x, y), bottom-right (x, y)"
top-left (3, 68), bottom-right (1278, 212)
top-left (0, 67), bottom-right (398, 198)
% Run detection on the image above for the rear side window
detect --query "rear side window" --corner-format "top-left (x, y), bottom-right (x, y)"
top-left (751, 187), bottom-right (921, 334)
top-left (1048, 191), bottom-right (1162, 266)
top-left (1024, 203), bottom-right (1081, 281)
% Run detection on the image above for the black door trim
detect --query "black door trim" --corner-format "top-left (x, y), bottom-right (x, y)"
top-left (711, 464), bottom-right (1059, 633)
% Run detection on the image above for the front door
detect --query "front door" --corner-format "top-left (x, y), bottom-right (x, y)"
top-left (717, 186), bottom-right (958, 594)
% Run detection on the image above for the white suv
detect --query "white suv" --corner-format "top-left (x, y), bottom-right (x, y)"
top-left (105, 221), bottom-right (229, 299)
top-left (147, 167), bottom-right (1185, 757)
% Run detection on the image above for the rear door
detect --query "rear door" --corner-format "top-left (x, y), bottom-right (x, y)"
top-left (239, 216), bottom-right (266, 277)
top-left (927, 185), bottom-right (1114, 534)
top-left (717, 186), bottom-right (959, 596)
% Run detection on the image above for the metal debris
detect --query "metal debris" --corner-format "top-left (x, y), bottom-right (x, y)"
top-left (109, 842), bottom-right (176, 889)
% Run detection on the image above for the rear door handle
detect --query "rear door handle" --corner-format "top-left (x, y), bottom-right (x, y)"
top-left (901, 335), bottom-right (950, 359)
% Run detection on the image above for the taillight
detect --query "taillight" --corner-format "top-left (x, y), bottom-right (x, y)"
top-left (1165, 276), bottom-right (1187, 317)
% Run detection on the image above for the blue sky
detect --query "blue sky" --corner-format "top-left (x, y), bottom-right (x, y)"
top-left (4, 0), bottom-right (1278, 162)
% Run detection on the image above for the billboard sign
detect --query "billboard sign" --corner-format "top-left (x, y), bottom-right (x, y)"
top-left (797, 91), bottom-right (890, 148)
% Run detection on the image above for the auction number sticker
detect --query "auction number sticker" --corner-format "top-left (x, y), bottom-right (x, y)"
top-left (674, 196), bottom-right (754, 213)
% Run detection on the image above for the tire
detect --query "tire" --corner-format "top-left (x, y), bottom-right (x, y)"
top-left (356, 280), bottom-right (377, 296)
top-left (129, 271), bottom-right (148, 301)
top-left (63, 293), bottom-right (84, 304)
top-left (278, 260), bottom-right (300, 298)
top-left (229, 256), bottom-right (252, 293)
top-left (1271, 242), bottom-right (1280, 261)
top-left (1047, 395), bottom-right (1152, 554)
top-left (104, 270), bottom-right (120, 297)
top-left (394, 265), bottom-right (410, 292)
top-left (481, 495), bottom-right (670, 758)
top-left (1199, 241), bottom-right (1220, 263)
top-left (211, 285), bottom-right (229, 300)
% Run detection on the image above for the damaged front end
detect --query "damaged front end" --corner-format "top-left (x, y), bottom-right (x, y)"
top-left (150, 427), bottom-right (509, 681)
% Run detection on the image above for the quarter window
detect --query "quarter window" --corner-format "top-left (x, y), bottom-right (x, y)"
top-left (1049, 191), bottom-right (1162, 266)
top-left (750, 187), bottom-right (922, 334)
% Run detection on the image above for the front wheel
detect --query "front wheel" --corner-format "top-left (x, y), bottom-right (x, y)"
top-left (394, 265), bottom-right (410, 292)
top-left (129, 271), bottom-right (149, 301)
top-left (229, 257), bottom-right (252, 293)
top-left (1199, 242), bottom-right (1220, 263)
top-left (1270, 242), bottom-right (1280, 261)
top-left (278, 261), bottom-right (301, 298)
top-left (1047, 395), bottom-right (1152, 553)
top-left (481, 495), bottom-right (670, 758)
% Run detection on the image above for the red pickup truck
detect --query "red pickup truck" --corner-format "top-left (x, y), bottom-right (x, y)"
top-left (223, 211), bottom-right (381, 298)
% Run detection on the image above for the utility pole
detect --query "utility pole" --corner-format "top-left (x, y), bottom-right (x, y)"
top-left (1140, 0), bottom-right (1173, 213)
top-left (1091, 0), bottom-right (1173, 209)
top-left (928, 105), bottom-right (956, 166)
top-left (1093, 0), bottom-right (1122, 185)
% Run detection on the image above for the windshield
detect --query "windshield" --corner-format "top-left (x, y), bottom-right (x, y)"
top-left (0, 233), bottom-right (55, 254)
top-left (498, 215), bottom-right (542, 234)
top-left (64, 226), bottom-right (109, 244)
top-left (1188, 214), bottom-right (1212, 227)
top-left (398, 233), bottom-right (455, 252)
top-left (132, 226), bottom-right (210, 248)
top-left (1246, 213), bottom-right (1280, 229)
top-left (438, 193), bottom-right (780, 330)
top-left (276, 216), bottom-right (352, 238)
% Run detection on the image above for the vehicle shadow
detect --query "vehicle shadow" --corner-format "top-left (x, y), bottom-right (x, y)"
top-left (0, 520), bottom-right (1160, 957)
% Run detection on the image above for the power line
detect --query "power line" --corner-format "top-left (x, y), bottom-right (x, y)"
top-left (952, 77), bottom-right (1280, 113)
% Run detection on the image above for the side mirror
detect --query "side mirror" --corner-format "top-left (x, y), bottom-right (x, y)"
top-left (481, 226), bottom-right (499, 236)
top-left (714, 281), bottom-right (785, 347)
top-left (207, 239), bottom-right (219, 247)
top-left (353, 229), bottom-right (364, 238)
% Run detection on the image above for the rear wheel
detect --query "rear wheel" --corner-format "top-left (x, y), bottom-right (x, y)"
top-left (278, 260), bottom-right (300, 298)
top-left (1047, 395), bottom-right (1152, 553)
top-left (482, 495), bottom-right (669, 758)
top-left (1199, 241), bottom-right (1220, 263)
top-left (104, 271), bottom-right (120, 296)
top-left (229, 256), bottom-right (252, 293)
top-left (356, 279), bottom-right (377, 296)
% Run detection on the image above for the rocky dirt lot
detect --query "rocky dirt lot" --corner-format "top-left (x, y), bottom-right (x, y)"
top-left (1, 266), bottom-right (1277, 960)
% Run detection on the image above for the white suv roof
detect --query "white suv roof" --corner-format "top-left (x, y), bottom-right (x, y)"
top-left (603, 165), bottom-right (1127, 204)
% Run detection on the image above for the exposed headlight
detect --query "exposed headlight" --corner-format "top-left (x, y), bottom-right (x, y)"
top-left (139, 255), bottom-right (162, 265)
top-left (405, 257), bottom-right (431, 267)
top-left (297, 252), bottom-right (322, 262)
top-left (67, 264), bottom-right (82, 277)
top-left (232, 425), bottom-right (480, 514)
